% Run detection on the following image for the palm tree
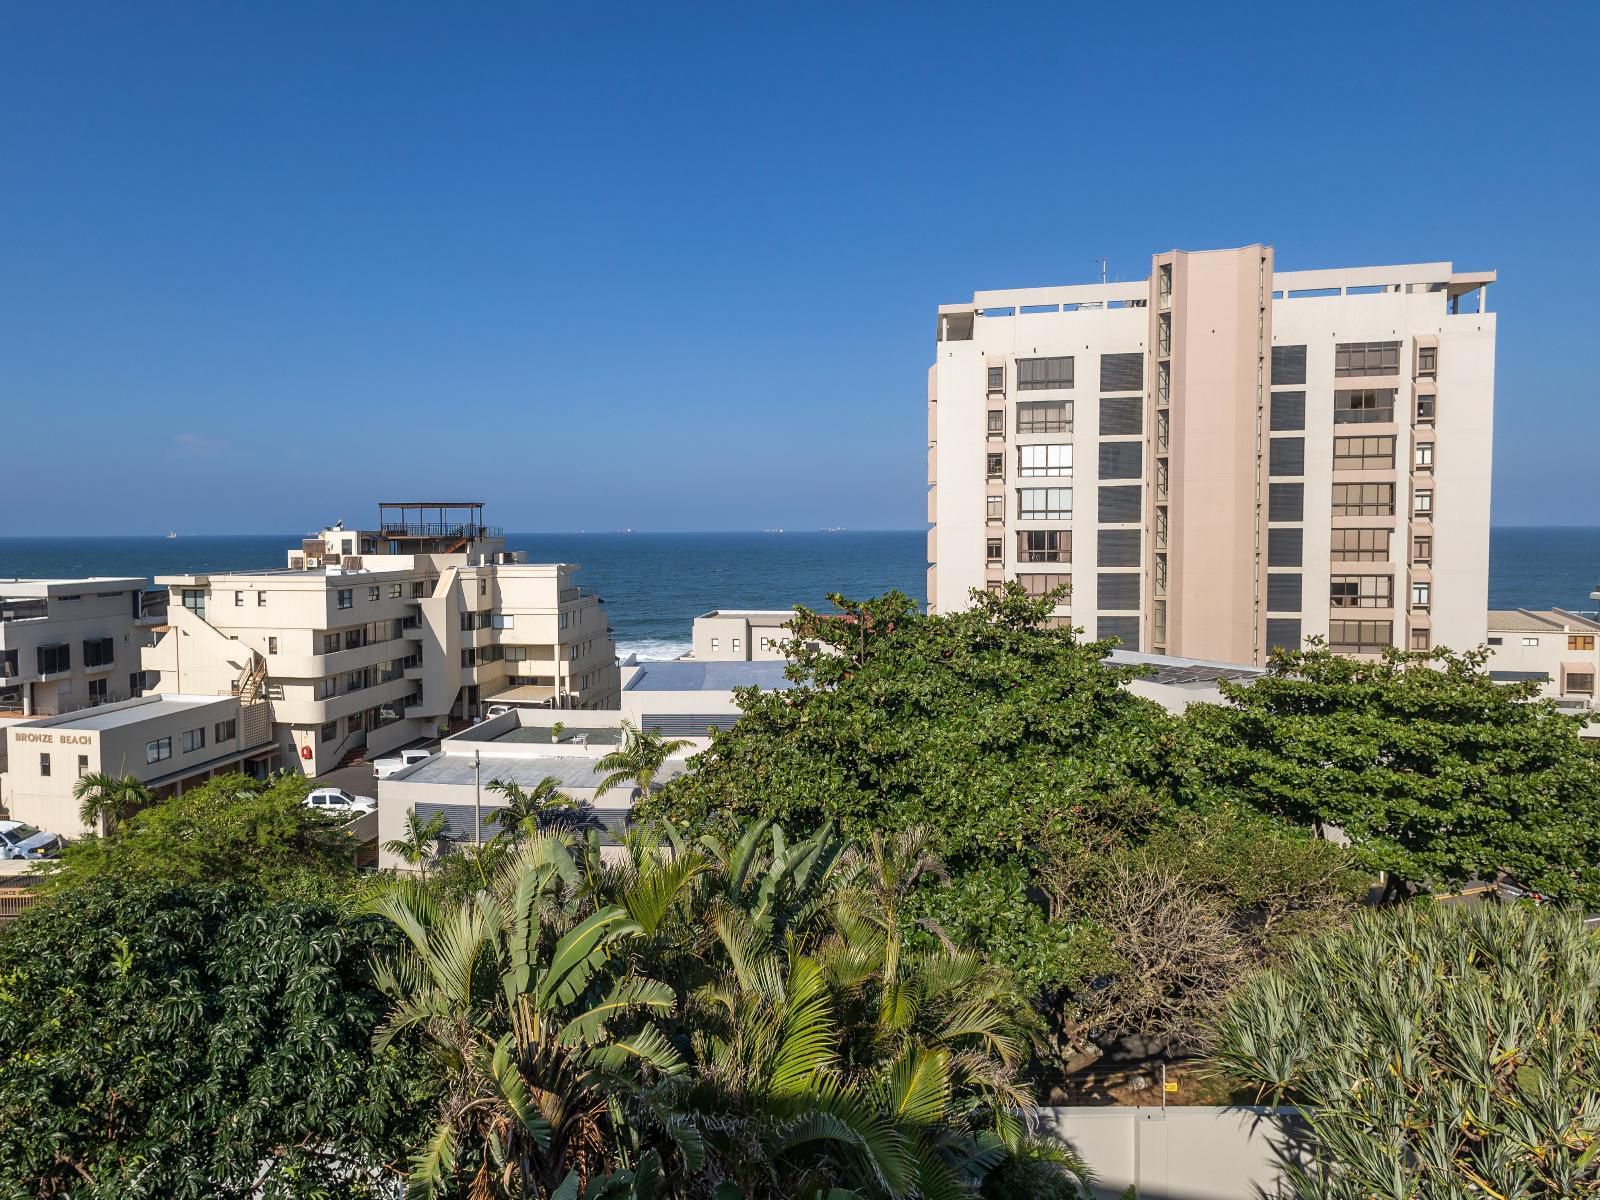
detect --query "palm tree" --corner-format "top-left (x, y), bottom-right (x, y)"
top-left (72, 772), bottom-right (152, 837)
top-left (593, 721), bottom-right (691, 801)
top-left (486, 776), bottom-right (598, 838)
top-left (382, 806), bottom-right (450, 876)
top-left (365, 837), bottom-right (689, 1199)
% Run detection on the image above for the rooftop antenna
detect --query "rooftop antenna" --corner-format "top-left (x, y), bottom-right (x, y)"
top-left (1096, 257), bottom-right (1108, 284)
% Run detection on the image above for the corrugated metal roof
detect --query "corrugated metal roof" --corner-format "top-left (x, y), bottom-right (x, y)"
top-left (1488, 610), bottom-right (1600, 633)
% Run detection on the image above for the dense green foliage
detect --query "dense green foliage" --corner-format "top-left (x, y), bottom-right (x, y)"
top-left (1186, 643), bottom-right (1600, 904)
top-left (0, 879), bottom-right (425, 1198)
top-left (37, 771), bottom-right (363, 901)
top-left (1212, 904), bottom-right (1600, 1198)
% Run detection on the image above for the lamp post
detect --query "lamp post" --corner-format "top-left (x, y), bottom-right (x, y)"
top-left (474, 749), bottom-right (482, 847)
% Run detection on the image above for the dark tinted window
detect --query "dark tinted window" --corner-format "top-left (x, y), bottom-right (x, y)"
top-left (1098, 485), bottom-right (1142, 523)
top-left (1098, 573), bottom-right (1140, 610)
top-left (1099, 352), bottom-right (1144, 392)
top-left (1269, 437), bottom-right (1306, 477)
top-left (1098, 529), bottom-right (1142, 567)
top-left (1271, 345), bottom-right (1307, 386)
top-left (1099, 442), bottom-right (1142, 480)
top-left (1099, 397), bottom-right (1143, 436)
top-left (1268, 482), bottom-right (1304, 522)
top-left (1265, 618), bottom-right (1302, 653)
top-left (1270, 391), bottom-right (1306, 431)
top-left (1017, 356), bottom-right (1074, 390)
top-left (1098, 615), bottom-right (1140, 651)
top-left (1267, 573), bottom-right (1302, 612)
top-left (1268, 527), bottom-right (1303, 567)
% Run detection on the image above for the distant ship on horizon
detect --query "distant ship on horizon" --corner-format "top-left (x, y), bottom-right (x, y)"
top-left (166, 531), bottom-right (178, 539)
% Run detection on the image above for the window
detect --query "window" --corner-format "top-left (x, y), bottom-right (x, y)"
top-left (1266, 618), bottom-right (1302, 653)
top-left (1331, 482), bottom-right (1395, 516)
top-left (1331, 575), bottom-right (1395, 609)
top-left (1333, 435), bottom-right (1396, 470)
top-left (1100, 397), bottom-right (1142, 436)
top-left (181, 588), bottom-right (206, 619)
top-left (37, 644), bottom-right (71, 675)
top-left (1099, 484), bottom-right (1141, 523)
top-left (1098, 528), bottom-right (1140, 567)
top-left (78, 754), bottom-right (88, 776)
top-left (986, 538), bottom-right (1003, 564)
top-left (129, 671), bottom-right (145, 698)
top-left (257, 590), bottom-right (267, 606)
top-left (479, 579), bottom-right (487, 596)
top-left (1267, 574), bottom-right (1302, 612)
top-left (1411, 582), bottom-right (1431, 609)
top-left (460, 648), bottom-right (475, 668)
top-left (1416, 394), bottom-right (1435, 424)
top-left (318, 676), bottom-right (337, 699)
top-left (986, 495), bottom-right (1004, 521)
top-left (504, 645), bottom-right (528, 661)
top-left (710, 638), bottom-right (719, 652)
top-left (1269, 483), bottom-right (1304, 523)
top-left (1333, 389), bottom-right (1397, 424)
top-left (1334, 341), bottom-right (1401, 377)
top-left (1488, 636), bottom-right (1503, 646)
top-left (1332, 528), bottom-right (1392, 562)
top-left (1157, 360), bottom-right (1170, 404)
top-left (1016, 400), bottom-right (1071, 434)
top-left (1018, 488), bottom-right (1072, 521)
top-left (1016, 573), bottom-right (1070, 600)
top-left (412, 580), bottom-right (428, 598)
top-left (732, 638), bottom-right (741, 653)
top-left (1417, 346), bottom-right (1437, 376)
top-left (1099, 441), bottom-right (1142, 480)
top-left (1018, 530), bottom-right (1070, 563)
top-left (182, 727), bottom-right (206, 753)
top-left (759, 637), bottom-right (772, 650)
top-left (1567, 672), bottom-right (1596, 696)
top-left (1270, 392), bottom-right (1306, 431)
top-left (1268, 527), bottom-right (1303, 567)
top-left (215, 718), bottom-right (237, 741)
top-left (1098, 572), bottom-right (1139, 610)
top-left (1414, 489), bottom-right (1433, 516)
top-left (39, 752), bottom-right (51, 777)
top-left (336, 589), bottom-right (353, 609)
top-left (1099, 352), bottom-right (1144, 392)
top-left (87, 678), bottom-right (107, 703)
top-left (320, 722), bottom-right (338, 744)
top-left (234, 590), bottom-right (244, 606)
top-left (1329, 620), bottom-right (1394, 653)
top-left (1410, 627), bottom-right (1432, 651)
top-left (987, 366), bottom-right (1005, 392)
top-left (146, 736), bottom-right (173, 763)
top-left (83, 636), bottom-right (115, 668)
top-left (1098, 615), bottom-right (1139, 651)
top-left (368, 585), bottom-right (380, 602)
top-left (1412, 536), bottom-right (1432, 564)
top-left (1271, 345), bottom-right (1308, 386)
top-left (1571, 636), bottom-right (1596, 651)
top-left (987, 409), bottom-right (1004, 436)
top-left (1017, 356), bottom-right (1073, 390)
top-left (1269, 437), bottom-right (1306, 477)
top-left (267, 636), bottom-right (279, 655)
top-left (1522, 636), bottom-right (1540, 647)
top-left (987, 452), bottom-right (1005, 479)
top-left (1019, 444), bottom-right (1071, 477)
top-left (1157, 313), bottom-right (1172, 355)
top-left (388, 583), bottom-right (403, 598)
top-left (1415, 443), bottom-right (1434, 469)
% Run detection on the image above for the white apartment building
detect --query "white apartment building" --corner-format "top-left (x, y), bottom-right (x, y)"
top-left (690, 609), bottom-right (797, 660)
top-left (1486, 608), bottom-right (1600, 714)
top-left (0, 579), bottom-right (163, 717)
top-left (143, 504), bottom-right (620, 775)
top-left (928, 247), bottom-right (1496, 664)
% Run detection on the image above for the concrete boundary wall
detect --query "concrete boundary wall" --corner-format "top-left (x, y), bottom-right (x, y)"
top-left (1037, 1106), bottom-right (1310, 1200)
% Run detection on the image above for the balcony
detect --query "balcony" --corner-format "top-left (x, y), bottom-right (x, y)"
top-left (0, 599), bottom-right (48, 623)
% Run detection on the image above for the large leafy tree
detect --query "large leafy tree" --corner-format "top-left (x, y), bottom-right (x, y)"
top-left (1212, 903), bottom-right (1600, 1199)
top-left (1183, 642), bottom-right (1600, 904)
top-left (642, 588), bottom-right (1176, 869)
top-left (0, 879), bottom-right (426, 1197)
top-left (38, 771), bottom-right (362, 901)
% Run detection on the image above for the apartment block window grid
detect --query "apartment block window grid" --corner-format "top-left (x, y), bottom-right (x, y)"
top-left (1016, 400), bottom-right (1071, 434)
top-left (1334, 341), bottom-right (1401, 377)
top-left (1019, 444), bottom-right (1071, 477)
top-left (1016, 357), bottom-right (1073, 391)
top-left (1331, 575), bottom-right (1396, 609)
top-left (1018, 488), bottom-right (1072, 521)
top-left (1018, 530), bottom-right (1070, 563)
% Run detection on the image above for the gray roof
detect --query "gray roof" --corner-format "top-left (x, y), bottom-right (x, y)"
top-left (393, 753), bottom-right (687, 791)
top-left (18, 694), bottom-right (227, 732)
top-left (1488, 609), bottom-right (1600, 634)
top-left (624, 660), bottom-right (796, 692)
top-left (1106, 648), bottom-right (1263, 686)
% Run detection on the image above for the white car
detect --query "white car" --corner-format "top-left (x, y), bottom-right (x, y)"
top-left (485, 704), bottom-right (513, 718)
top-left (0, 819), bottom-right (65, 860)
top-left (304, 787), bottom-right (377, 816)
top-left (373, 748), bottom-right (432, 779)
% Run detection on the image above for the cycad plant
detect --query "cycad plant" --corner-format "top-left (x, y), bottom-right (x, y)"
top-left (1211, 903), bottom-right (1600, 1199)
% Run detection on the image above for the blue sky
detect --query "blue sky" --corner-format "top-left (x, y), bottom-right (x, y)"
top-left (0, 2), bottom-right (1593, 534)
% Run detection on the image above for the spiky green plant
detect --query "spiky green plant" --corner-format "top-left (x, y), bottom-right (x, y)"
top-left (1211, 903), bottom-right (1600, 1199)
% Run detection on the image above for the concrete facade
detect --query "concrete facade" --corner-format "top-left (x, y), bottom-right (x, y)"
top-left (1486, 609), bottom-right (1600, 713)
top-left (143, 505), bottom-right (620, 776)
top-left (0, 579), bottom-right (163, 717)
top-left (2, 693), bottom-right (278, 836)
top-left (690, 610), bottom-right (797, 660)
top-left (928, 248), bottom-right (1496, 665)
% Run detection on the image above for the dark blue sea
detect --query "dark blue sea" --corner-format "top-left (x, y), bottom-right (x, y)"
top-left (0, 528), bottom-right (1593, 659)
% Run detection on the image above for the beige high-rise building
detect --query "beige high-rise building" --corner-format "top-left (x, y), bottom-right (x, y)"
top-left (927, 247), bottom-right (1496, 663)
top-left (144, 503), bottom-right (620, 775)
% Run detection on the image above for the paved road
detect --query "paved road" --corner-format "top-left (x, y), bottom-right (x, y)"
top-left (311, 736), bottom-right (440, 802)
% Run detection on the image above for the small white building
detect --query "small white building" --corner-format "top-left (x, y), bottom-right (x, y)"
top-left (1, 693), bottom-right (279, 837)
top-left (690, 610), bottom-right (799, 661)
top-left (1487, 609), bottom-right (1600, 714)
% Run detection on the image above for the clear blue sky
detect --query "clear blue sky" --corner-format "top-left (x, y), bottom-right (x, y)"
top-left (1, 2), bottom-right (1593, 534)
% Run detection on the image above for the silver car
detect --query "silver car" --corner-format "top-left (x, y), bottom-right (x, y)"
top-left (0, 819), bottom-right (64, 860)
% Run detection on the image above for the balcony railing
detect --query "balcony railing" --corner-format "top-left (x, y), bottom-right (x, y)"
top-left (379, 522), bottom-right (502, 540)
top-left (0, 599), bottom-right (48, 623)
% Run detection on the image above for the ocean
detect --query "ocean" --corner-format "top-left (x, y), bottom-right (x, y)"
top-left (0, 528), bottom-right (1594, 660)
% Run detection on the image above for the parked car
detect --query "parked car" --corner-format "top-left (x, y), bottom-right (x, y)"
top-left (373, 748), bottom-right (433, 778)
top-left (0, 819), bottom-right (65, 860)
top-left (485, 704), bottom-right (513, 718)
top-left (304, 787), bottom-right (377, 816)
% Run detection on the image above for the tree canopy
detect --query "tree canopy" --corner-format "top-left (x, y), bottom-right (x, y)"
top-left (1183, 642), bottom-right (1600, 904)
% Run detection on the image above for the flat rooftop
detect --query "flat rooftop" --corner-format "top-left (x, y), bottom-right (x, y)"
top-left (15, 693), bottom-right (229, 732)
top-left (624, 659), bottom-right (796, 692)
top-left (394, 753), bottom-right (685, 791)
top-left (698, 608), bottom-right (798, 619)
top-left (1488, 609), bottom-right (1600, 634)
top-left (1107, 648), bottom-right (1264, 687)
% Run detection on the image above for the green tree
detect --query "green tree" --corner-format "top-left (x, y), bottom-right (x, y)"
top-left (0, 879), bottom-right (425, 1197)
top-left (594, 721), bottom-right (693, 801)
top-left (487, 775), bottom-right (599, 837)
top-left (71, 770), bottom-right (153, 836)
top-left (384, 805), bottom-right (451, 875)
top-left (1183, 642), bottom-right (1600, 904)
top-left (38, 771), bottom-right (361, 901)
top-left (1212, 903), bottom-right (1600, 1199)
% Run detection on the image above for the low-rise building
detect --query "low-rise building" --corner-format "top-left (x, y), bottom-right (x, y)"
top-left (0, 579), bottom-right (164, 717)
top-left (690, 610), bottom-right (798, 660)
top-left (1486, 609), bottom-right (1600, 713)
top-left (143, 503), bottom-right (620, 775)
top-left (1, 693), bottom-right (278, 836)
top-left (619, 657), bottom-right (796, 737)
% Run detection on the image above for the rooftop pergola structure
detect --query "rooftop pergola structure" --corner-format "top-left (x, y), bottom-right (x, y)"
top-left (376, 502), bottom-right (497, 553)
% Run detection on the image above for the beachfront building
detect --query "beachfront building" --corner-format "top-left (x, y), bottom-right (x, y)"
top-left (142, 504), bottom-right (620, 775)
top-left (2, 693), bottom-right (279, 836)
top-left (927, 247), bottom-right (1496, 664)
top-left (0, 579), bottom-right (165, 718)
top-left (690, 609), bottom-right (798, 660)
top-left (1486, 608), bottom-right (1600, 714)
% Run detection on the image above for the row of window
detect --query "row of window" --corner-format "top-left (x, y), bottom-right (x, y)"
top-left (986, 353), bottom-right (1145, 395)
top-left (1329, 482), bottom-right (1434, 518)
top-left (1268, 528), bottom-right (1433, 566)
top-left (143, 718), bottom-right (237, 766)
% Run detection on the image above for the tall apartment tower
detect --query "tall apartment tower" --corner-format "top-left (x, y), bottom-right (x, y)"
top-left (927, 247), bottom-right (1495, 664)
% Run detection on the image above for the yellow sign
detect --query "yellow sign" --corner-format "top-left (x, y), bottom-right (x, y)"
top-left (1163, 1081), bottom-right (1179, 1093)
